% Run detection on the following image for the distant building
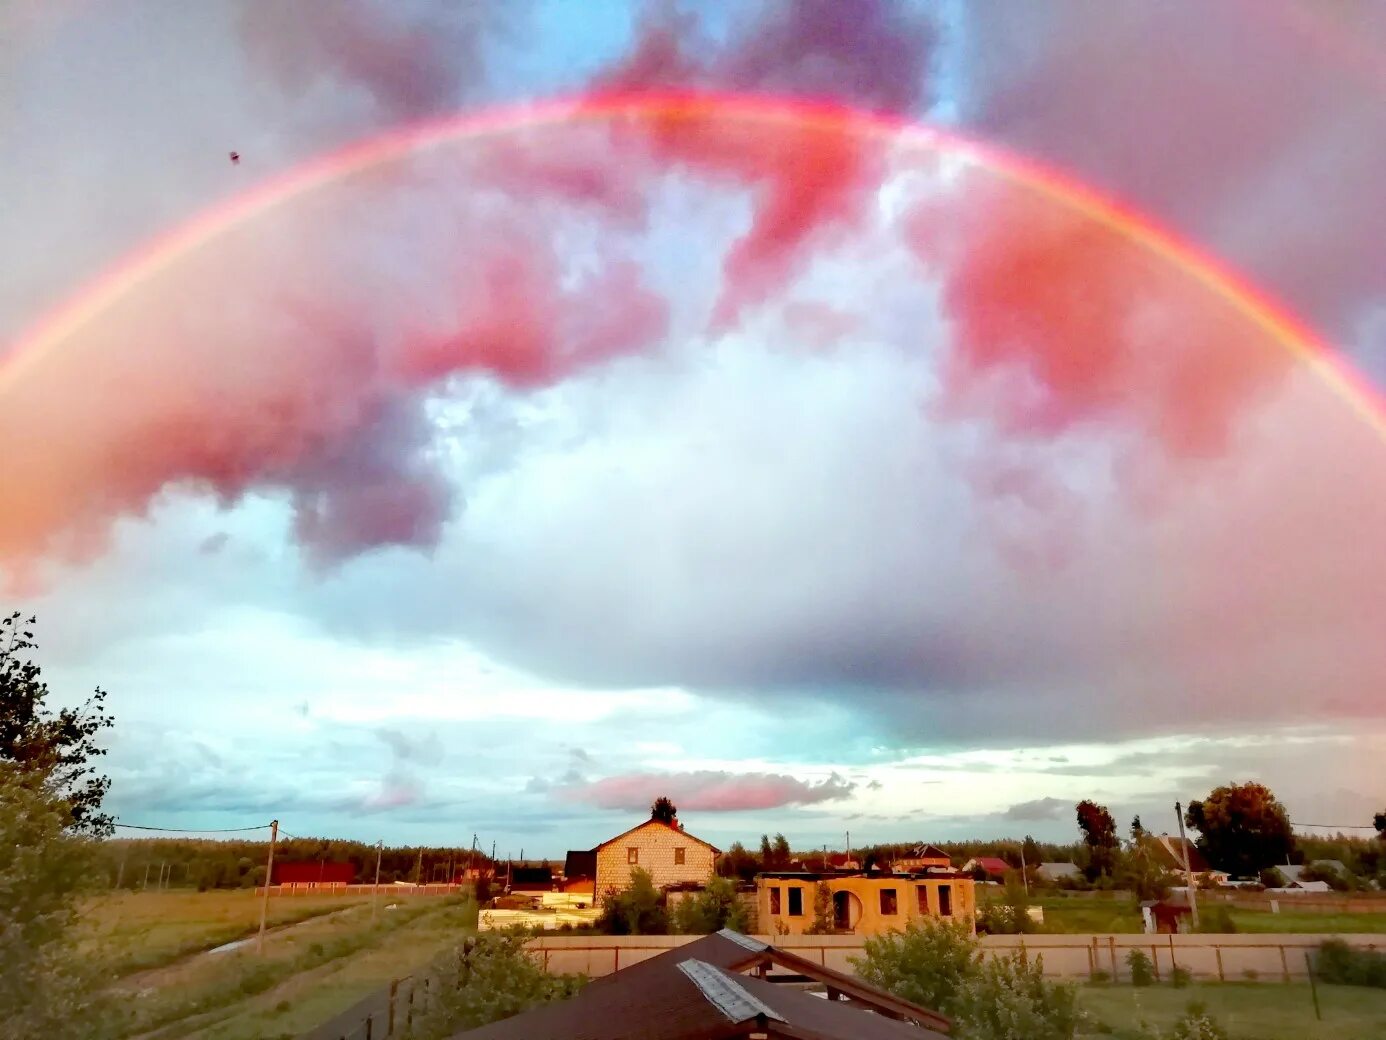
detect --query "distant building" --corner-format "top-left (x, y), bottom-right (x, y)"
top-left (892, 844), bottom-right (952, 872)
top-left (507, 864), bottom-right (554, 892)
top-left (567, 816), bottom-right (720, 898)
top-left (961, 856), bottom-right (1011, 881)
top-left (1036, 862), bottom-right (1081, 883)
top-left (757, 871), bottom-right (975, 936)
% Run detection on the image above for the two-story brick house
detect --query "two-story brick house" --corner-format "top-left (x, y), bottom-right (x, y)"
top-left (566, 816), bottom-right (720, 897)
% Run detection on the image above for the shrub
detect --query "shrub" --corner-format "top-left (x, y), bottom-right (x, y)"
top-left (1090, 970), bottom-right (1111, 984)
top-left (408, 930), bottom-right (584, 1039)
top-left (1257, 867), bottom-right (1284, 888)
top-left (1194, 905), bottom-right (1236, 934)
top-left (672, 877), bottom-right (748, 935)
top-left (851, 918), bottom-right (980, 1016)
top-left (596, 868), bottom-right (668, 935)
top-left (1315, 939), bottom-right (1386, 988)
top-left (1170, 1001), bottom-right (1228, 1040)
top-left (1170, 965), bottom-right (1192, 988)
top-left (1125, 950), bottom-right (1154, 987)
top-left (954, 954), bottom-right (1080, 1040)
top-left (805, 881), bottom-right (836, 935)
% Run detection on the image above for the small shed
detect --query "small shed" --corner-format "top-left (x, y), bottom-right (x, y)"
top-left (1140, 899), bottom-right (1192, 934)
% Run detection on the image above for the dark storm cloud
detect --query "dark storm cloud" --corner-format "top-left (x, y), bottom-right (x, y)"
top-left (1002, 797), bottom-right (1068, 822)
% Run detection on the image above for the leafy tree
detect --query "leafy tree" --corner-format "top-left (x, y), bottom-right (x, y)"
top-left (0, 765), bottom-right (110, 1039)
top-left (650, 796), bottom-right (677, 824)
top-left (851, 918), bottom-right (980, 1016)
top-left (672, 876), bottom-right (748, 934)
top-left (805, 881), bottom-right (835, 935)
top-left (597, 868), bottom-right (667, 934)
top-left (975, 876), bottom-right (1034, 936)
top-left (1301, 862), bottom-right (1350, 892)
top-left (1184, 783), bottom-right (1293, 876)
top-left (1021, 835), bottom-right (1042, 866)
top-left (1116, 838), bottom-right (1174, 902)
top-left (717, 841), bottom-right (760, 882)
top-left (1130, 816), bottom-right (1145, 842)
top-left (759, 834), bottom-right (773, 865)
top-left (0, 614), bottom-right (114, 836)
top-left (408, 930), bottom-right (584, 1038)
top-left (1257, 866), bottom-right (1284, 888)
top-left (771, 833), bottom-right (791, 867)
top-left (1075, 801), bottom-right (1119, 880)
top-left (1374, 810), bottom-right (1386, 837)
top-left (955, 953), bottom-right (1080, 1040)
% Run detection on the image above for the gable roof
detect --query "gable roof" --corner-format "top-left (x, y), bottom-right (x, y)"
top-left (904, 844), bottom-right (950, 860)
top-left (1037, 862), bottom-right (1081, 878)
top-left (594, 818), bottom-right (721, 856)
top-left (1153, 836), bottom-right (1212, 874)
top-left (968, 857), bottom-right (1011, 874)
top-left (464, 931), bottom-right (949, 1040)
top-left (564, 850), bottom-right (597, 879)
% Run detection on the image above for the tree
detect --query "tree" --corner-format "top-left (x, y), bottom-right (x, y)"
top-left (672, 876), bottom-right (749, 934)
top-left (1021, 835), bottom-right (1041, 867)
top-left (805, 881), bottom-right (835, 935)
top-left (771, 833), bottom-right (791, 868)
top-left (1184, 783), bottom-right (1293, 877)
top-left (408, 931), bottom-right (584, 1039)
top-left (596, 868), bottom-right (667, 935)
top-left (0, 614), bottom-right (114, 836)
top-left (851, 919), bottom-right (980, 1016)
top-left (955, 953), bottom-right (1079, 1040)
top-left (1374, 810), bottom-right (1386, 837)
top-left (1116, 838), bottom-right (1174, 902)
top-left (717, 842), bottom-right (761, 882)
top-left (1130, 816), bottom-right (1146, 843)
top-left (1, 765), bottom-right (109, 1038)
top-left (1075, 801), bottom-right (1119, 880)
top-left (650, 796), bottom-right (677, 824)
top-left (759, 834), bottom-right (773, 865)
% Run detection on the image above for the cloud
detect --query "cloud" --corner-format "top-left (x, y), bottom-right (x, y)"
top-left (560, 770), bottom-right (856, 812)
top-left (1002, 797), bottom-right (1069, 822)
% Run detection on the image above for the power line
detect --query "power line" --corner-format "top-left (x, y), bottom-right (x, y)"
top-left (112, 822), bottom-right (272, 834)
top-left (1291, 821), bottom-right (1379, 831)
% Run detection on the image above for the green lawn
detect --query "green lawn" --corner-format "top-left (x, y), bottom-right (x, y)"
top-left (80, 889), bottom-right (372, 976)
top-left (1078, 982), bottom-right (1386, 1039)
top-left (1012, 894), bottom-right (1386, 935)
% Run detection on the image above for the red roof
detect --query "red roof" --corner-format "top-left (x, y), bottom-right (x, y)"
top-left (972, 856), bottom-right (1011, 874)
top-left (273, 861), bottom-right (355, 885)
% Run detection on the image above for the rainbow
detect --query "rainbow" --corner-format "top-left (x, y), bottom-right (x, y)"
top-left (4, 90), bottom-right (1384, 437)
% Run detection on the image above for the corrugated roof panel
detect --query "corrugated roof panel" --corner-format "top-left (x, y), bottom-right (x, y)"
top-left (677, 960), bottom-right (786, 1024)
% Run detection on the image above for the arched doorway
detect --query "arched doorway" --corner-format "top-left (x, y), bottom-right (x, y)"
top-left (832, 889), bottom-right (862, 932)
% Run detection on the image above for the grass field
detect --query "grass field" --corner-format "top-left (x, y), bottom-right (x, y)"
top-left (993, 894), bottom-right (1386, 935)
top-left (1077, 981), bottom-right (1386, 1039)
top-left (80, 889), bottom-right (373, 976)
top-left (77, 890), bottom-right (473, 1039)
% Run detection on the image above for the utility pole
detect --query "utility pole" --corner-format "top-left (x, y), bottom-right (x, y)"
top-left (1174, 803), bottom-right (1200, 931)
top-left (1020, 843), bottom-right (1030, 899)
top-left (416, 848), bottom-right (424, 885)
top-left (142, 862), bottom-right (150, 890)
top-left (257, 820), bottom-right (278, 954)
top-left (115, 854), bottom-right (125, 890)
top-left (372, 840), bottom-right (383, 922)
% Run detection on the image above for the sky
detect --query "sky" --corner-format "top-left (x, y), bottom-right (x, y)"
top-left (2, 0), bottom-right (1384, 857)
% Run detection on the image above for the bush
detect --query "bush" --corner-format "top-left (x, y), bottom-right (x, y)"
top-left (1170, 965), bottom-right (1192, 988)
top-left (672, 877), bottom-right (748, 934)
top-left (596, 868), bottom-right (668, 935)
top-left (408, 930), bottom-right (584, 1039)
top-left (1315, 939), bottom-right (1386, 988)
top-left (954, 954), bottom-right (1080, 1040)
top-left (1257, 867), bottom-right (1284, 888)
top-left (851, 919), bottom-right (980, 1016)
top-left (1194, 905), bottom-right (1236, 934)
top-left (1125, 950), bottom-right (1154, 987)
top-left (1170, 1001), bottom-right (1228, 1040)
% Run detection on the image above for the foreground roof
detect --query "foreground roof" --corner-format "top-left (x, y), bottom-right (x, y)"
top-left (458, 930), bottom-right (950, 1040)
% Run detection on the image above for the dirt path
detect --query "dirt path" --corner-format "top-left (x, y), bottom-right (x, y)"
top-left (115, 902), bottom-right (369, 995)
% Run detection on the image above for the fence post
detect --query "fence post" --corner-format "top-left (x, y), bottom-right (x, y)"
top-left (1215, 946), bottom-right (1224, 982)
top-left (1151, 945), bottom-right (1161, 982)
top-left (388, 979), bottom-right (398, 1036)
top-left (1279, 945), bottom-right (1290, 984)
top-left (364, 1014), bottom-right (372, 1040)
top-left (1087, 940), bottom-right (1096, 981)
top-left (1108, 937), bottom-right (1118, 981)
top-left (1305, 953), bottom-right (1322, 1021)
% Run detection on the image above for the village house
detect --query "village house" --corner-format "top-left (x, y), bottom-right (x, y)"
top-left (1150, 835), bottom-right (1229, 885)
top-left (757, 871), bottom-right (975, 936)
top-left (563, 815), bottom-right (720, 897)
top-left (961, 856), bottom-right (1011, 882)
top-left (1036, 861), bottom-right (1082, 883)
top-left (890, 844), bottom-right (952, 872)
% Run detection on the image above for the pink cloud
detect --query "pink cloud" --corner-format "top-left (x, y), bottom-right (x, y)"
top-left (559, 770), bottom-right (855, 812)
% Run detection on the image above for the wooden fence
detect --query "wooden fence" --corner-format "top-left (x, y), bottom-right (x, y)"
top-left (526, 932), bottom-right (1384, 984)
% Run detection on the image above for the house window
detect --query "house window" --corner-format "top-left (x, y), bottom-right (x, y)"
top-left (880, 888), bottom-right (898, 915)
top-left (788, 887), bottom-right (804, 916)
top-left (770, 887), bottom-right (781, 915)
top-left (917, 886), bottom-right (930, 915)
top-left (674, 848), bottom-right (686, 865)
top-left (938, 884), bottom-right (952, 917)
top-left (627, 848), bottom-right (639, 865)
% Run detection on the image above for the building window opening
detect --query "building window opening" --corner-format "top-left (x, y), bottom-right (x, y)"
top-left (674, 847), bottom-right (686, 865)
top-left (880, 888), bottom-right (898, 915)
top-left (627, 848), bottom-right (639, 865)
top-left (788, 887), bottom-right (804, 916)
